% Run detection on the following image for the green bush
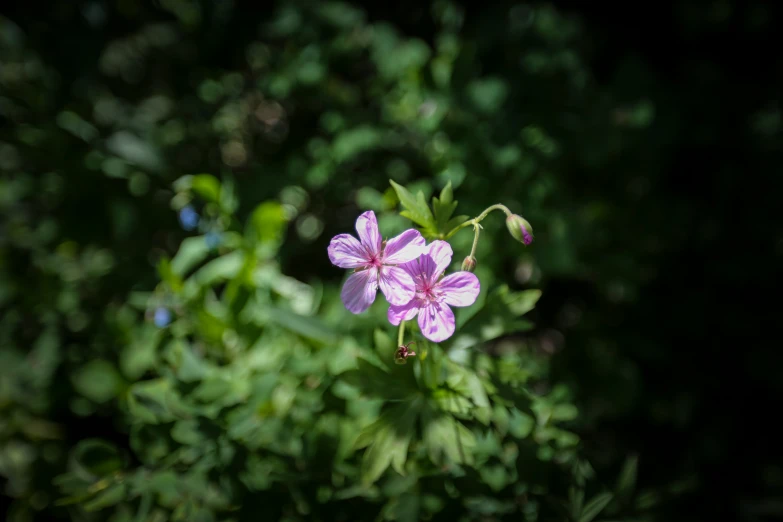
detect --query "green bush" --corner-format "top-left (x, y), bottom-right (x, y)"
top-left (8, 0), bottom-right (772, 521)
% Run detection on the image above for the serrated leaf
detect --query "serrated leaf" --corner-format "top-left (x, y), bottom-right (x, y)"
top-left (390, 179), bottom-right (435, 230)
top-left (432, 181), bottom-right (459, 233)
top-left (459, 285), bottom-right (542, 343)
top-left (580, 492), bottom-right (614, 522)
top-left (342, 357), bottom-right (419, 400)
top-left (423, 415), bottom-right (476, 466)
top-left (432, 388), bottom-right (472, 415)
top-left (359, 402), bottom-right (419, 484)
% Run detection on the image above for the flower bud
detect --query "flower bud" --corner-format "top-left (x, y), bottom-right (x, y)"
top-left (506, 214), bottom-right (534, 245)
top-left (394, 343), bottom-right (417, 364)
top-left (461, 256), bottom-right (477, 272)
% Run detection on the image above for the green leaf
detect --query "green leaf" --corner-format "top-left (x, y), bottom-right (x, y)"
top-left (157, 257), bottom-right (183, 292)
top-left (480, 465), bottom-right (509, 492)
top-left (432, 181), bottom-right (459, 234)
top-left (247, 201), bottom-right (287, 244)
top-left (580, 492), bottom-right (614, 522)
top-left (126, 379), bottom-right (188, 424)
top-left (120, 324), bottom-right (161, 380)
top-left (83, 483), bottom-right (127, 511)
top-left (448, 364), bottom-right (490, 408)
top-left (267, 307), bottom-right (337, 344)
top-left (493, 405), bottom-right (510, 436)
top-left (467, 77), bottom-right (508, 114)
top-left (358, 402), bottom-right (419, 484)
top-left (423, 415), bottom-right (476, 466)
top-left (171, 236), bottom-right (211, 276)
top-left (432, 388), bottom-right (472, 415)
top-left (342, 359), bottom-right (419, 401)
top-left (72, 360), bottom-right (124, 403)
top-left (615, 454), bottom-right (638, 501)
top-left (191, 174), bottom-right (221, 203)
top-left (459, 285), bottom-right (541, 343)
top-left (219, 175), bottom-right (239, 213)
top-left (389, 180), bottom-right (435, 232)
top-left (507, 289), bottom-right (542, 316)
top-left (552, 403), bottom-right (579, 422)
top-left (332, 126), bottom-right (384, 163)
top-left (508, 408), bottom-right (534, 438)
top-left (569, 487), bottom-right (585, 519)
top-left (192, 373), bottom-right (248, 406)
top-left (171, 419), bottom-right (203, 446)
top-left (373, 328), bottom-right (395, 364)
top-left (167, 341), bottom-right (211, 383)
top-left (184, 250), bottom-right (245, 295)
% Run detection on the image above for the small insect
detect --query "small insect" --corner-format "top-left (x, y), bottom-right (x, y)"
top-left (394, 342), bottom-right (417, 364)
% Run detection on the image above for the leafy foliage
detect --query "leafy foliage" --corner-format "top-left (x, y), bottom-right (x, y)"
top-left (2, 1), bottom-right (778, 521)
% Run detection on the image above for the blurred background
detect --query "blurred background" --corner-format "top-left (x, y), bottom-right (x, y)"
top-left (1, 1), bottom-right (781, 521)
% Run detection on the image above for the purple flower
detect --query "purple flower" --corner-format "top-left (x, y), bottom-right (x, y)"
top-left (179, 205), bottom-right (199, 231)
top-left (328, 211), bottom-right (426, 314)
top-left (387, 240), bottom-right (480, 343)
top-left (153, 307), bottom-right (171, 328)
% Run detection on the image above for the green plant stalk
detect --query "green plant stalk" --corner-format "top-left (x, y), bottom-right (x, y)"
top-left (444, 203), bottom-right (512, 239)
top-left (398, 320), bottom-right (406, 346)
top-left (469, 223), bottom-right (481, 259)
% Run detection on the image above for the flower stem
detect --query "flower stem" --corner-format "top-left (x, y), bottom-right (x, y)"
top-left (475, 203), bottom-right (513, 222)
top-left (469, 222), bottom-right (481, 259)
top-left (444, 203), bottom-right (512, 239)
top-left (397, 320), bottom-right (406, 346)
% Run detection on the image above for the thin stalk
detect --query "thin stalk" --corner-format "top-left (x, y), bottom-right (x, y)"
top-left (469, 223), bottom-right (481, 259)
top-left (444, 203), bottom-right (513, 239)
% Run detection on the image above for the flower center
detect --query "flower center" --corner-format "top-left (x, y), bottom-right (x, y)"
top-left (368, 255), bottom-right (382, 268)
top-left (417, 281), bottom-right (438, 302)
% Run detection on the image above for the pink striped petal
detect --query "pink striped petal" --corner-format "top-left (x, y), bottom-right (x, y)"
top-left (340, 269), bottom-right (378, 314)
top-left (382, 229), bottom-right (426, 265)
top-left (378, 265), bottom-right (416, 306)
top-left (437, 272), bottom-right (480, 307)
top-left (417, 301), bottom-right (455, 343)
top-left (355, 211), bottom-right (381, 257)
top-left (387, 298), bottom-right (422, 325)
top-left (328, 234), bottom-right (370, 268)
top-left (425, 240), bottom-right (453, 281)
